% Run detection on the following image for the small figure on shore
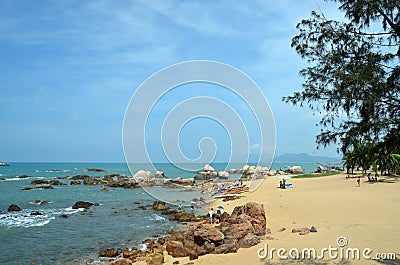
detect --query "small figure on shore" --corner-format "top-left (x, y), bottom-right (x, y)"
top-left (279, 180), bottom-right (284, 189)
top-left (282, 179), bottom-right (286, 189)
top-left (190, 201), bottom-right (195, 211)
top-left (357, 177), bottom-right (360, 187)
top-left (216, 209), bottom-right (221, 224)
top-left (209, 208), bottom-right (215, 224)
top-left (178, 203), bottom-right (183, 211)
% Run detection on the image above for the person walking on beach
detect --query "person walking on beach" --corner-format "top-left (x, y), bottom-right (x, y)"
top-left (216, 209), bottom-right (221, 224)
top-left (357, 177), bottom-right (360, 187)
top-left (209, 208), bottom-right (215, 224)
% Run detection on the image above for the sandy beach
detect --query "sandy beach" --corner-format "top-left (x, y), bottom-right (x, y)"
top-left (162, 172), bottom-right (400, 265)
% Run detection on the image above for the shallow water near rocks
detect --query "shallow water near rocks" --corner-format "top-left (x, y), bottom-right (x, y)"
top-left (0, 162), bottom-right (326, 264)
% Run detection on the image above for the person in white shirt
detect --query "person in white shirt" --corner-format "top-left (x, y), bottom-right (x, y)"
top-left (209, 208), bottom-right (215, 224)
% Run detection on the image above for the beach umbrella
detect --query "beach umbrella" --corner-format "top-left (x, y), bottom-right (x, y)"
top-left (279, 176), bottom-right (291, 180)
top-left (216, 205), bottom-right (224, 210)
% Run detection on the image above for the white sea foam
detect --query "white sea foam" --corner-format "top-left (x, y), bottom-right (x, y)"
top-left (45, 169), bottom-right (60, 172)
top-left (0, 207), bottom-right (82, 228)
top-left (151, 214), bottom-right (165, 221)
top-left (139, 243), bottom-right (147, 251)
top-left (5, 177), bottom-right (30, 181)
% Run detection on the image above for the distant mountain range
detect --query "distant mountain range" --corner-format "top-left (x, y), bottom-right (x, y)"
top-left (274, 153), bottom-right (341, 163)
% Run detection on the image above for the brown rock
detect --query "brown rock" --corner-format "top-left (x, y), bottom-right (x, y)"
top-left (152, 201), bottom-right (169, 211)
top-left (8, 204), bottom-right (21, 212)
top-left (172, 261), bottom-right (179, 264)
top-left (18, 175), bottom-right (32, 179)
top-left (169, 212), bottom-right (198, 222)
top-left (70, 180), bottom-right (81, 185)
top-left (122, 250), bottom-right (146, 260)
top-left (193, 225), bottom-right (224, 246)
top-left (110, 258), bottom-right (133, 265)
top-left (70, 174), bottom-right (90, 180)
top-left (146, 253), bottom-right (164, 265)
top-left (291, 227), bottom-right (310, 234)
top-left (221, 220), bottom-right (254, 241)
top-left (157, 237), bottom-right (165, 245)
top-left (278, 227), bottom-right (286, 232)
top-left (98, 248), bottom-right (120, 257)
top-left (203, 242), bottom-right (215, 253)
top-left (31, 179), bottom-right (49, 185)
top-left (83, 176), bottom-right (101, 185)
top-left (49, 180), bottom-right (64, 185)
top-left (214, 240), bottom-right (239, 254)
top-left (238, 233), bottom-right (260, 248)
top-left (166, 240), bottom-right (188, 257)
top-left (220, 212), bottom-right (230, 223)
top-left (188, 250), bottom-right (199, 260)
top-left (229, 202), bottom-right (267, 236)
top-left (72, 201), bottom-right (94, 209)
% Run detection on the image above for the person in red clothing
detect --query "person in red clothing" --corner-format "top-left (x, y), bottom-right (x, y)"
top-left (357, 177), bottom-right (360, 187)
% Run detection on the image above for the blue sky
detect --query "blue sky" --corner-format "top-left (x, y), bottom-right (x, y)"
top-left (0, 0), bottom-right (343, 162)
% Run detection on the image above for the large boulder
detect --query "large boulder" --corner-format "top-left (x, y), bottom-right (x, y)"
top-left (203, 164), bottom-right (215, 172)
top-left (108, 176), bottom-right (139, 188)
top-left (155, 171), bottom-right (165, 178)
top-left (170, 177), bottom-right (194, 186)
top-left (218, 171), bottom-right (229, 179)
top-left (152, 201), bottom-right (169, 211)
top-left (239, 233), bottom-right (260, 248)
top-left (163, 202), bottom-right (267, 259)
top-left (229, 202), bottom-right (267, 236)
top-left (166, 240), bottom-right (188, 257)
top-left (193, 225), bottom-right (224, 246)
top-left (221, 220), bottom-right (255, 242)
top-left (133, 170), bottom-right (154, 183)
top-left (288, 166), bottom-right (304, 174)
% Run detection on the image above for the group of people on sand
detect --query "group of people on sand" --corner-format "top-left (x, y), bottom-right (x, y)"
top-left (356, 173), bottom-right (379, 187)
top-left (367, 173), bottom-right (379, 183)
top-left (208, 208), bottom-right (222, 224)
top-left (279, 179), bottom-right (287, 189)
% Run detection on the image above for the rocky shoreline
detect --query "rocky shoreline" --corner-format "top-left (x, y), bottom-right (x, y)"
top-left (96, 201), bottom-right (267, 265)
top-left (12, 164), bottom-right (305, 193)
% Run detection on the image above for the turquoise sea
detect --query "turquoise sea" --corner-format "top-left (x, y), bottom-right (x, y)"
top-left (0, 162), bottom-right (340, 264)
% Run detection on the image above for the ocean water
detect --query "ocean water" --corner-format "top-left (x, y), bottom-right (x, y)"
top-left (0, 162), bottom-right (339, 264)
